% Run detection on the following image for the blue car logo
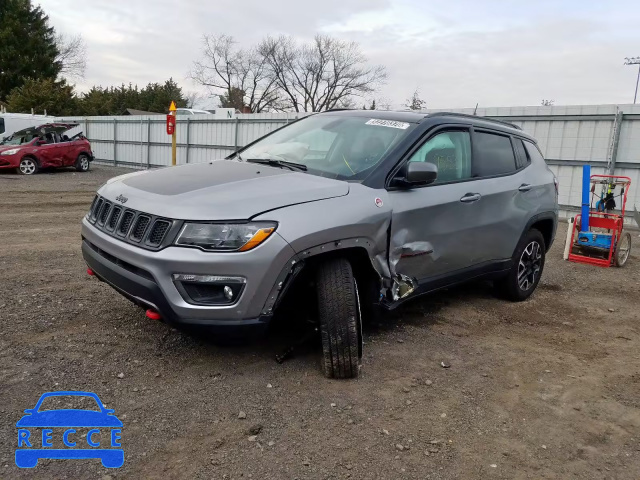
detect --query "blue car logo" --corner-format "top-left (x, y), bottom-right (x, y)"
top-left (15, 391), bottom-right (123, 468)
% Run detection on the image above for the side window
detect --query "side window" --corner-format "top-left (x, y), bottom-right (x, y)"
top-left (513, 138), bottom-right (530, 169)
top-left (408, 130), bottom-right (472, 183)
top-left (0, 118), bottom-right (5, 135)
top-left (473, 131), bottom-right (517, 177)
top-left (523, 140), bottom-right (546, 165)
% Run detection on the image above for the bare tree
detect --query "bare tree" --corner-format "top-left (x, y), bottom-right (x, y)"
top-left (541, 99), bottom-right (554, 106)
top-left (259, 35), bottom-right (386, 112)
top-left (405, 88), bottom-right (426, 110)
top-left (190, 34), bottom-right (280, 112)
top-left (55, 34), bottom-right (87, 80)
top-left (184, 90), bottom-right (206, 109)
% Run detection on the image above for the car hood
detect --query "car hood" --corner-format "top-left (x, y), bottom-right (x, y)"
top-left (98, 161), bottom-right (350, 220)
top-left (16, 410), bottom-right (123, 428)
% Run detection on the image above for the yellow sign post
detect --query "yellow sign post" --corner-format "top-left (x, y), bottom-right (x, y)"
top-left (169, 101), bottom-right (177, 166)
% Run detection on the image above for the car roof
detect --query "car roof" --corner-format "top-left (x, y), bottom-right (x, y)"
top-left (10, 122), bottom-right (79, 138)
top-left (319, 109), bottom-right (533, 140)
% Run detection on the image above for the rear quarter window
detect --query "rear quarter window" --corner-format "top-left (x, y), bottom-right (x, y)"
top-left (472, 131), bottom-right (517, 177)
top-left (0, 117), bottom-right (5, 135)
top-left (523, 140), bottom-right (546, 165)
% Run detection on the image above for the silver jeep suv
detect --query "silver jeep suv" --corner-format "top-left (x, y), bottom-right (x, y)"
top-left (82, 111), bottom-right (558, 378)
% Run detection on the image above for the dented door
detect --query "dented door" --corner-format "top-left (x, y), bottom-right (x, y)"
top-left (387, 181), bottom-right (487, 287)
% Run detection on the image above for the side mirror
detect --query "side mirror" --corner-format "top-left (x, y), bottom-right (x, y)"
top-left (393, 162), bottom-right (438, 187)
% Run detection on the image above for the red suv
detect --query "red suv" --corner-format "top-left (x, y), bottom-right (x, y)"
top-left (0, 123), bottom-right (93, 175)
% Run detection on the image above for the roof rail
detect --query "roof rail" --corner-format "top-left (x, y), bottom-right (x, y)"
top-left (427, 112), bottom-right (522, 130)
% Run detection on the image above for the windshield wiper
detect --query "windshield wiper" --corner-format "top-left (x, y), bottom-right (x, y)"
top-left (245, 158), bottom-right (307, 172)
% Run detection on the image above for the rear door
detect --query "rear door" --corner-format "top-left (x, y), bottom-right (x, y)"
top-left (463, 129), bottom-right (528, 263)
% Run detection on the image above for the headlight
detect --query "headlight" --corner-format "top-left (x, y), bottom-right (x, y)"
top-left (175, 222), bottom-right (277, 252)
top-left (0, 148), bottom-right (20, 156)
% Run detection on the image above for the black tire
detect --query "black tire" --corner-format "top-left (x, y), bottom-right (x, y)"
top-left (316, 258), bottom-right (362, 379)
top-left (495, 228), bottom-right (546, 301)
top-left (18, 156), bottom-right (39, 175)
top-left (76, 153), bottom-right (90, 172)
top-left (615, 231), bottom-right (631, 267)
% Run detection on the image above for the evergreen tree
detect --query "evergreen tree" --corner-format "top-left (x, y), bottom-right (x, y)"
top-left (0, 0), bottom-right (61, 101)
top-left (6, 78), bottom-right (76, 115)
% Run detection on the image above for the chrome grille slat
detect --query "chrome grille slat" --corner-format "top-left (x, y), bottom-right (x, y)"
top-left (86, 195), bottom-right (173, 249)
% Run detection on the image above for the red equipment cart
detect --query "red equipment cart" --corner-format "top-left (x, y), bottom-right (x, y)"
top-left (568, 174), bottom-right (632, 268)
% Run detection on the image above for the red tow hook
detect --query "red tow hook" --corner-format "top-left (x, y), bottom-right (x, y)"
top-left (145, 309), bottom-right (161, 321)
top-left (87, 268), bottom-right (95, 276)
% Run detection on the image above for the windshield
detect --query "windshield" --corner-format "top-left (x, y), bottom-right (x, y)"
top-left (236, 114), bottom-right (415, 181)
top-left (1, 134), bottom-right (37, 145)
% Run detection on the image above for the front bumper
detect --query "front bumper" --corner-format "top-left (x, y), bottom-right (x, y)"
top-left (81, 218), bottom-right (296, 331)
top-left (0, 155), bottom-right (18, 168)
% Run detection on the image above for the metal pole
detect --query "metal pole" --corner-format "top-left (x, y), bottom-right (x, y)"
top-left (234, 117), bottom-right (240, 153)
top-left (171, 112), bottom-right (177, 166)
top-left (146, 118), bottom-right (151, 169)
top-left (185, 117), bottom-right (191, 164)
top-left (634, 64), bottom-right (640, 104)
top-left (609, 111), bottom-right (623, 175)
top-left (113, 118), bottom-right (117, 167)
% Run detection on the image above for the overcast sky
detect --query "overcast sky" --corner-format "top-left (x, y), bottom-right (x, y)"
top-left (39, 0), bottom-right (640, 109)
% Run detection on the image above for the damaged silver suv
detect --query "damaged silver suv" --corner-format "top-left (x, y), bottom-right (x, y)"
top-left (82, 110), bottom-right (558, 378)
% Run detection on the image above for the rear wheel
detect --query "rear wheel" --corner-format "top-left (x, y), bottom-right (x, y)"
top-left (316, 258), bottom-right (362, 379)
top-left (495, 228), bottom-right (546, 301)
top-left (76, 154), bottom-right (90, 172)
top-left (18, 157), bottom-right (38, 175)
top-left (615, 231), bottom-right (631, 267)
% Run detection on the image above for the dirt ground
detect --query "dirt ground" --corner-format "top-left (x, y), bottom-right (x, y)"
top-left (1, 164), bottom-right (639, 480)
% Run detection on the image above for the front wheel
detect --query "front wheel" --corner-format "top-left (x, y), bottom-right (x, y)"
top-left (615, 232), bottom-right (631, 267)
top-left (316, 258), bottom-right (362, 379)
top-left (75, 154), bottom-right (90, 172)
top-left (18, 157), bottom-right (39, 175)
top-left (495, 228), bottom-right (546, 301)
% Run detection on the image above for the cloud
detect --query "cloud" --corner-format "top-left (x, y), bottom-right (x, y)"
top-left (38, 0), bottom-right (640, 108)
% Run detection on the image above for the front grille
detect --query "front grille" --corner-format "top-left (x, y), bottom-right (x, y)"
top-left (87, 195), bottom-right (174, 250)
top-left (107, 206), bottom-right (122, 231)
top-left (147, 220), bottom-right (171, 246)
top-left (118, 211), bottom-right (135, 236)
top-left (98, 202), bottom-right (112, 226)
top-left (130, 215), bottom-right (151, 242)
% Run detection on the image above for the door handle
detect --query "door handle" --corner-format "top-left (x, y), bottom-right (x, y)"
top-left (518, 183), bottom-right (532, 192)
top-left (460, 193), bottom-right (481, 203)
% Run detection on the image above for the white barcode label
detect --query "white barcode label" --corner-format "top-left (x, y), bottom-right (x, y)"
top-left (365, 119), bottom-right (410, 129)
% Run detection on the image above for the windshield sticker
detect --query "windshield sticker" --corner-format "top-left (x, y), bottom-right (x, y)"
top-left (366, 119), bottom-right (410, 130)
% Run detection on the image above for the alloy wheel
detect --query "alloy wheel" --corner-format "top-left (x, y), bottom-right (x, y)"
top-left (518, 241), bottom-right (542, 291)
top-left (19, 159), bottom-right (36, 175)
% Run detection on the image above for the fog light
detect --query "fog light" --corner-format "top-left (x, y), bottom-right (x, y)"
top-left (172, 274), bottom-right (246, 306)
top-left (223, 285), bottom-right (234, 300)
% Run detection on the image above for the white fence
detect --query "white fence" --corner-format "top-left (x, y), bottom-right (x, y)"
top-left (57, 112), bottom-right (311, 169)
top-left (58, 105), bottom-right (640, 224)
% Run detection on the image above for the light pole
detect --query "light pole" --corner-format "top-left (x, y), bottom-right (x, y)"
top-left (624, 57), bottom-right (640, 104)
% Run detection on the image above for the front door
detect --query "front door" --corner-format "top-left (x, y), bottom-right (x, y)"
top-left (388, 128), bottom-right (486, 284)
top-left (35, 134), bottom-right (64, 167)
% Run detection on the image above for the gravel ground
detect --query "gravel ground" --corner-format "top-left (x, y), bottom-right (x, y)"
top-left (1, 164), bottom-right (639, 479)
